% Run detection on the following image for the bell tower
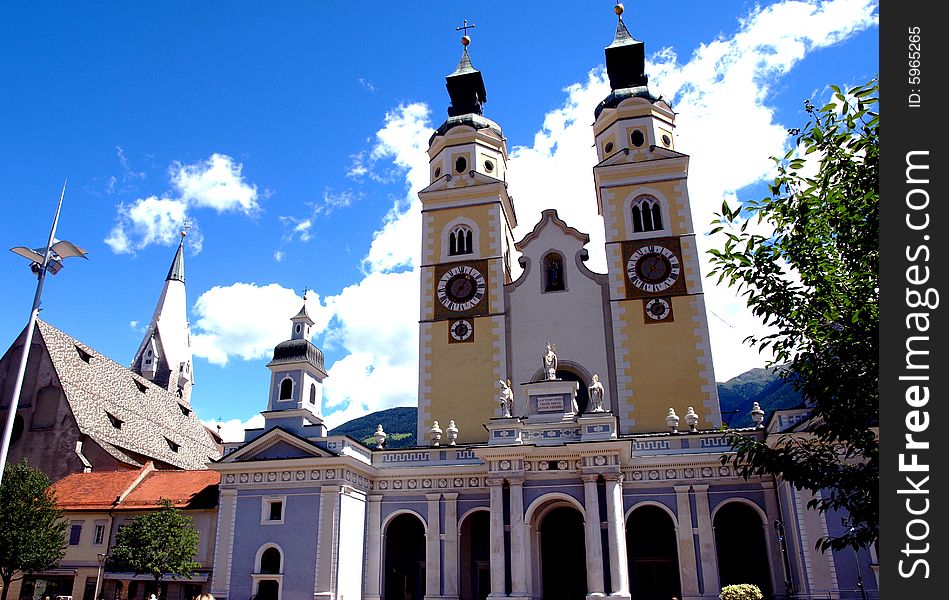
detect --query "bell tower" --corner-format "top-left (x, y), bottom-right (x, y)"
top-left (417, 26), bottom-right (517, 444)
top-left (593, 4), bottom-right (721, 433)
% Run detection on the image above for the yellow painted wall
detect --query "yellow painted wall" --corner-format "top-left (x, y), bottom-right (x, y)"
top-left (424, 316), bottom-right (501, 444)
top-left (618, 295), bottom-right (715, 431)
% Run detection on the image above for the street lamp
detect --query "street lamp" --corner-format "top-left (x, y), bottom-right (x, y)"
top-left (95, 552), bottom-right (107, 600)
top-left (847, 526), bottom-right (869, 600)
top-left (0, 181), bottom-right (87, 488)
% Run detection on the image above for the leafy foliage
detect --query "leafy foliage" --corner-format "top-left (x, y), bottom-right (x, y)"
top-left (708, 78), bottom-right (879, 551)
top-left (107, 498), bottom-right (200, 593)
top-left (720, 584), bottom-right (764, 600)
top-left (0, 460), bottom-right (68, 600)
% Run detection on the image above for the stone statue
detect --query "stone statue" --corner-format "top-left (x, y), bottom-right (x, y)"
top-left (588, 374), bottom-right (605, 412)
top-left (542, 342), bottom-right (558, 380)
top-left (498, 379), bottom-right (514, 418)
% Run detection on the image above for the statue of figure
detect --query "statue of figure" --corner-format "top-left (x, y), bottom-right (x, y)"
top-left (588, 374), bottom-right (605, 412)
top-left (498, 379), bottom-right (514, 417)
top-left (543, 342), bottom-right (558, 380)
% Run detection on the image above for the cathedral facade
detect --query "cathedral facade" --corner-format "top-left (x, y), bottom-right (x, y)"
top-left (207, 9), bottom-right (875, 600)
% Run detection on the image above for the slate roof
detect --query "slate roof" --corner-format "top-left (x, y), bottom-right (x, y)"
top-left (52, 463), bottom-right (219, 511)
top-left (36, 319), bottom-right (222, 470)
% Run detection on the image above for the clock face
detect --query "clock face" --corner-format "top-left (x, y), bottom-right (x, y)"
top-left (626, 245), bottom-right (681, 293)
top-left (449, 319), bottom-right (474, 343)
top-left (644, 297), bottom-right (672, 322)
top-left (437, 265), bottom-right (486, 312)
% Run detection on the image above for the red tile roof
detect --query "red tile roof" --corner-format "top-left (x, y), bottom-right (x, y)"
top-left (123, 469), bottom-right (219, 509)
top-left (51, 464), bottom-right (219, 511)
top-left (51, 469), bottom-right (142, 510)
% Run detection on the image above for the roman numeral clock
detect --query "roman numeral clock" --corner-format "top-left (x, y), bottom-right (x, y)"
top-left (622, 238), bottom-right (687, 324)
top-left (434, 260), bottom-right (488, 343)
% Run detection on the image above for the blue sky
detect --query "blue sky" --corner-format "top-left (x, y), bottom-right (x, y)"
top-left (0, 1), bottom-right (879, 440)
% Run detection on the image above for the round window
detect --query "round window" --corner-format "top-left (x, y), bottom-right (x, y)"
top-left (455, 156), bottom-right (468, 173)
top-left (484, 159), bottom-right (494, 173)
top-left (631, 130), bottom-right (645, 147)
top-left (662, 134), bottom-right (672, 147)
top-left (434, 167), bottom-right (441, 178)
top-left (604, 141), bottom-right (614, 154)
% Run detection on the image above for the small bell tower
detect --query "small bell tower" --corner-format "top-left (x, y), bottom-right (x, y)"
top-left (259, 295), bottom-right (328, 438)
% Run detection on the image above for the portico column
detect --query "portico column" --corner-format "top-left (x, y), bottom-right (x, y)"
top-left (693, 485), bottom-right (720, 596)
top-left (673, 485), bottom-right (700, 600)
top-left (443, 492), bottom-right (460, 600)
top-left (426, 493), bottom-right (442, 600)
top-left (603, 473), bottom-right (629, 598)
top-left (508, 478), bottom-right (528, 597)
top-left (365, 494), bottom-right (383, 600)
top-left (487, 477), bottom-right (508, 598)
top-left (581, 474), bottom-right (606, 597)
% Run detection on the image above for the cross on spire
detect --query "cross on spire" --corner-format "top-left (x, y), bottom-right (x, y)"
top-left (455, 19), bottom-right (476, 37)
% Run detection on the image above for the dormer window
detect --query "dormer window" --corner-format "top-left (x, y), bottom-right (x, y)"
top-left (106, 412), bottom-right (123, 429)
top-left (178, 403), bottom-right (191, 417)
top-left (449, 225), bottom-right (473, 256)
top-left (543, 252), bottom-right (566, 292)
top-left (134, 379), bottom-right (147, 394)
top-left (75, 346), bottom-right (92, 363)
top-left (165, 437), bottom-right (179, 452)
top-left (632, 196), bottom-right (664, 233)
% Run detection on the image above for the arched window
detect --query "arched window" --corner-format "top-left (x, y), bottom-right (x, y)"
top-left (449, 225), bottom-right (473, 256)
top-left (632, 196), bottom-right (664, 233)
top-left (542, 252), bottom-right (566, 292)
top-left (260, 547), bottom-right (282, 574)
top-left (279, 378), bottom-right (293, 401)
top-left (309, 383), bottom-right (317, 405)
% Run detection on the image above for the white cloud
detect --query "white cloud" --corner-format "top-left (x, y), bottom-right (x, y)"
top-left (191, 283), bottom-right (331, 366)
top-left (171, 153), bottom-right (259, 213)
top-left (105, 153), bottom-right (259, 254)
top-left (273, 250), bottom-right (285, 262)
top-left (203, 414), bottom-right (264, 443)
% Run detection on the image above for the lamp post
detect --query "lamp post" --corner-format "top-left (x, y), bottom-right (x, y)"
top-left (0, 181), bottom-right (87, 488)
top-left (95, 552), bottom-right (107, 600)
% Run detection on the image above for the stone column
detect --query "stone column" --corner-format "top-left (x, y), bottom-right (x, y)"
top-left (508, 478), bottom-right (528, 597)
top-left (315, 486), bottom-right (341, 599)
top-left (581, 474), bottom-right (606, 597)
top-left (443, 493), bottom-right (460, 600)
top-left (487, 477), bottom-right (507, 598)
top-left (693, 485), bottom-right (720, 596)
top-left (603, 473), bottom-right (629, 598)
top-left (673, 485), bottom-right (700, 599)
top-left (426, 493), bottom-right (442, 600)
top-left (364, 494), bottom-right (383, 600)
top-left (209, 487), bottom-right (237, 598)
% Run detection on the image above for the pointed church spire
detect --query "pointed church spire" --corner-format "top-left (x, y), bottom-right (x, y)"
top-left (131, 230), bottom-right (194, 403)
top-left (166, 234), bottom-right (185, 282)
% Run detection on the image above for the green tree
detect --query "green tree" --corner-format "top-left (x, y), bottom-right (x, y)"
top-left (708, 78), bottom-right (878, 551)
top-left (106, 498), bottom-right (201, 598)
top-left (0, 460), bottom-right (68, 600)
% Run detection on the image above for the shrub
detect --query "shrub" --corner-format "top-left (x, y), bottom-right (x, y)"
top-left (720, 583), bottom-right (763, 600)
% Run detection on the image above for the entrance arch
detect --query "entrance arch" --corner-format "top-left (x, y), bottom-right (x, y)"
top-left (713, 501), bottom-right (773, 597)
top-left (530, 497), bottom-right (587, 600)
top-left (383, 512), bottom-right (426, 600)
top-left (626, 503), bottom-right (681, 600)
top-left (459, 509), bottom-right (490, 600)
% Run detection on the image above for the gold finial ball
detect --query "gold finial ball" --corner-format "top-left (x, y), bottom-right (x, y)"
top-left (180, 230), bottom-right (187, 237)
top-left (461, 35), bottom-right (471, 46)
top-left (615, 3), bottom-right (625, 16)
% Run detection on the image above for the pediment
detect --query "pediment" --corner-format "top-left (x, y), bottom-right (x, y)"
top-left (218, 427), bottom-right (336, 463)
top-left (418, 171), bottom-right (505, 195)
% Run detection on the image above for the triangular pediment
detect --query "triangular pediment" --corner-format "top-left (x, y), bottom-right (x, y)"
top-left (218, 427), bottom-right (336, 463)
top-left (418, 171), bottom-right (505, 195)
